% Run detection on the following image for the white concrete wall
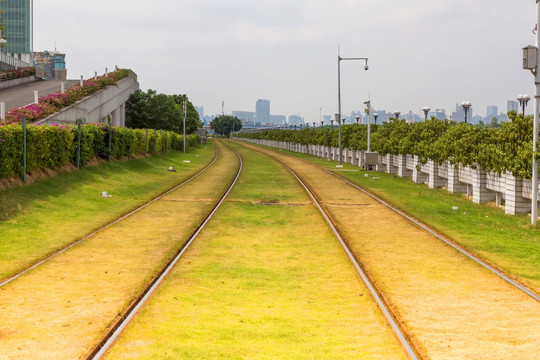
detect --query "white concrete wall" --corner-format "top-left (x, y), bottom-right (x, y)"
top-left (37, 72), bottom-right (139, 127)
top-left (238, 138), bottom-right (540, 217)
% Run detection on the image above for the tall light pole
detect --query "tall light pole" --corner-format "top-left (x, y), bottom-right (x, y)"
top-left (355, 115), bottom-right (360, 125)
top-left (373, 112), bottom-right (379, 125)
top-left (523, 1), bottom-right (540, 225)
top-left (517, 94), bottom-right (531, 116)
top-left (423, 106), bottom-right (431, 121)
top-left (363, 100), bottom-right (373, 151)
top-left (338, 54), bottom-right (369, 165)
top-left (461, 101), bottom-right (472, 123)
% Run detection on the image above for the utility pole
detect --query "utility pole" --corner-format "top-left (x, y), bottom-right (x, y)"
top-left (528, 1), bottom-right (540, 225)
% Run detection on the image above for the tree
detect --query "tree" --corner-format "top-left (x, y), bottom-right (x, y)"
top-left (211, 115), bottom-right (242, 137)
top-left (126, 90), bottom-right (201, 133)
top-left (169, 94), bottom-right (201, 133)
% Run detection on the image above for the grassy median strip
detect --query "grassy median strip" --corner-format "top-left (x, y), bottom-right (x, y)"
top-left (253, 145), bottom-right (540, 293)
top-left (102, 142), bottom-right (408, 360)
top-left (0, 140), bottom-right (239, 359)
top-left (244, 142), bottom-right (540, 359)
top-left (0, 143), bottom-right (215, 281)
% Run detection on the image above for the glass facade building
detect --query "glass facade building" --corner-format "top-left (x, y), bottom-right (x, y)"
top-left (0, 0), bottom-right (33, 63)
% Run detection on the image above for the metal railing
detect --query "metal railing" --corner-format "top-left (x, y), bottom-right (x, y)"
top-left (0, 52), bottom-right (30, 69)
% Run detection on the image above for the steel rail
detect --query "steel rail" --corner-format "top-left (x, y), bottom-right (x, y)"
top-left (0, 143), bottom-right (220, 288)
top-left (325, 169), bottom-right (540, 303)
top-left (88, 146), bottom-right (243, 360)
top-left (240, 143), bottom-right (420, 360)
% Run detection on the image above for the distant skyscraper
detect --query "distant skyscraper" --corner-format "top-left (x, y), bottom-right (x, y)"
top-left (195, 106), bottom-right (205, 120)
top-left (487, 105), bottom-right (498, 120)
top-left (435, 109), bottom-right (446, 120)
top-left (0, 0), bottom-right (33, 64)
top-left (507, 100), bottom-right (519, 113)
top-left (256, 99), bottom-right (270, 124)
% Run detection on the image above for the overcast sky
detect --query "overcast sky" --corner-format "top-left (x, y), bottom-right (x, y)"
top-left (35, 0), bottom-right (537, 120)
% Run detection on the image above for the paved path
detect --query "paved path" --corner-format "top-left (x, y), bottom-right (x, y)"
top-left (0, 79), bottom-right (80, 110)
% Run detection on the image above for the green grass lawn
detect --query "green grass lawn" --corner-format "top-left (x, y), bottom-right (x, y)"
top-left (0, 143), bottom-right (215, 281)
top-left (246, 144), bottom-right (540, 292)
top-left (102, 141), bottom-right (408, 360)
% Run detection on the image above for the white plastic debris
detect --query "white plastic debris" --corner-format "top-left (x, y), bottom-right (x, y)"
top-left (183, 160), bottom-right (191, 163)
top-left (364, 174), bottom-right (369, 177)
top-left (101, 191), bottom-right (113, 198)
top-left (336, 165), bottom-right (344, 168)
top-left (452, 206), bottom-right (458, 211)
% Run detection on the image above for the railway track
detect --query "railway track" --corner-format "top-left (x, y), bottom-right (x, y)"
top-left (236, 140), bottom-right (540, 359)
top-left (87, 144), bottom-right (243, 359)
top-left (241, 143), bottom-right (420, 359)
top-left (325, 169), bottom-right (540, 303)
top-left (0, 143), bottom-right (219, 288)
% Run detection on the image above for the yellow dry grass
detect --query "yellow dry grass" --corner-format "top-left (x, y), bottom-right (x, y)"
top-left (0, 141), bottom-right (240, 360)
top-left (243, 142), bottom-right (540, 360)
top-left (102, 142), bottom-right (408, 359)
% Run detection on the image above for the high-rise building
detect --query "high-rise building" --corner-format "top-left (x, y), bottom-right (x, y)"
top-left (33, 50), bottom-right (66, 80)
top-left (486, 105), bottom-right (498, 120)
top-left (435, 109), bottom-right (446, 120)
top-left (507, 100), bottom-right (519, 113)
top-left (256, 99), bottom-right (270, 124)
top-left (0, 0), bottom-right (33, 64)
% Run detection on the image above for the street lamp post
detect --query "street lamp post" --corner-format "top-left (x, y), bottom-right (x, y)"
top-left (423, 106), bottom-right (431, 121)
top-left (461, 101), bottom-right (472, 123)
top-left (373, 112), bottom-right (379, 125)
top-left (517, 94), bottom-right (531, 116)
top-left (313, 121), bottom-right (316, 128)
top-left (523, 1), bottom-right (540, 224)
top-left (355, 115), bottom-right (360, 125)
top-left (338, 54), bottom-right (369, 165)
top-left (342, 117), bottom-right (346, 125)
top-left (330, 119), bottom-right (334, 129)
top-left (394, 111), bottom-right (401, 119)
top-left (320, 120), bottom-right (324, 128)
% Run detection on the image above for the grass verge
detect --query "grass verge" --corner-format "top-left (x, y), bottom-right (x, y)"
top-left (102, 141), bottom-right (408, 360)
top-left (0, 142), bottom-right (215, 281)
top-left (245, 144), bottom-right (540, 293)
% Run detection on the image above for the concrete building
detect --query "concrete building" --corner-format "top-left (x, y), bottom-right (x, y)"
top-left (435, 109), bottom-right (446, 120)
top-left (0, 0), bottom-right (33, 65)
top-left (487, 105), bottom-right (498, 120)
top-left (33, 51), bottom-right (66, 80)
top-left (256, 99), bottom-right (270, 124)
top-left (507, 100), bottom-right (519, 113)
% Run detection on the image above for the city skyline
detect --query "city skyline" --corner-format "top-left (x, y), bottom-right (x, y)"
top-left (32, 1), bottom-right (537, 122)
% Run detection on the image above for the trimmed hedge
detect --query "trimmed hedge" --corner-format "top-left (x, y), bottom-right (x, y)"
top-left (0, 123), bottom-right (200, 179)
top-left (237, 112), bottom-right (537, 179)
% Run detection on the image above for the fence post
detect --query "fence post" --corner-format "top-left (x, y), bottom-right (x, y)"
top-left (21, 117), bottom-right (27, 182)
top-left (108, 115), bottom-right (112, 161)
top-left (145, 128), bottom-right (148, 156)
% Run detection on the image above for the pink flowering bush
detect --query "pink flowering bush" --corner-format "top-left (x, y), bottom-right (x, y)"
top-left (0, 67), bottom-right (36, 81)
top-left (0, 69), bottom-right (130, 125)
